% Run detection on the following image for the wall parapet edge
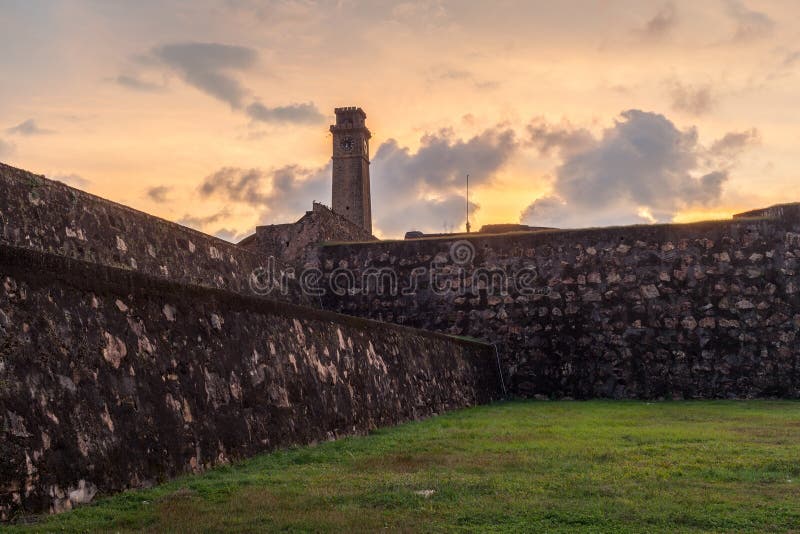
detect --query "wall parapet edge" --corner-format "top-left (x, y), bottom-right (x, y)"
top-left (315, 213), bottom-right (800, 400)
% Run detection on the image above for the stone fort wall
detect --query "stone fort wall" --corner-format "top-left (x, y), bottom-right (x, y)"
top-left (316, 212), bottom-right (800, 399)
top-left (3, 156), bottom-right (800, 517)
top-left (0, 244), bottom-right (500, 518)
top-left (0, 163), bottom-right (305, 303)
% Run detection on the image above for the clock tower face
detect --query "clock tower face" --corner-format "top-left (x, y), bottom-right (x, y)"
top-left (340, 136), bottom-right (355, 153)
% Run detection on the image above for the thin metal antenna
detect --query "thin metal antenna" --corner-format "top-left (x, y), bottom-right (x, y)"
top-left (466, 173), bottom-right (471, 233)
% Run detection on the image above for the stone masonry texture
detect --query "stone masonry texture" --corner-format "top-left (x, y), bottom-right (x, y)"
top-left (239, 202), bottom-right (376, 265)
top-left (3, 157), bottom-right (800, 518)
top-left (0, 163), bottom-right (306, 304)
top-left (316, 213), bottom-right (800, 400)
top-left (0, 244), bottom-right (500, 519)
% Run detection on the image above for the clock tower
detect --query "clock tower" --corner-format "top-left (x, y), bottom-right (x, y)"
top-left (330, 107), bottom-right (372, 233)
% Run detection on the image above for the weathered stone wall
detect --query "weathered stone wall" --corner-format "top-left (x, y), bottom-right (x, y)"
top-left (239, 202), bottom-right (376, 265)
top-left (316, 213), bottom-right (800, 400)
top-left (0, 245), bottom-right (500, 519)
top-left (0, 163), bottom-right (303, 302)
top-left (734, 203), bottom-right (800, 221)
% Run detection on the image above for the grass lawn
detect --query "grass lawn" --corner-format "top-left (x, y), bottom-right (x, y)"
top-left (7, 400), bottom-right (800, 533)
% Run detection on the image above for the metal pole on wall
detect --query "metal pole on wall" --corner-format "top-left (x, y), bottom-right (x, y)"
top-left (466, 173), bottom-right (471, 233)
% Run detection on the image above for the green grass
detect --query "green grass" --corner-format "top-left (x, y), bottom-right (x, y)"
top-left (7, 400), bottom-right (800, 533)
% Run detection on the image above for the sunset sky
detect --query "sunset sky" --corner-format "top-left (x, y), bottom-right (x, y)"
top-left (1, 0), bottom-right (797, 240)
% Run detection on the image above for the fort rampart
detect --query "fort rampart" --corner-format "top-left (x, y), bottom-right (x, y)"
top-left (3, 157), bottom-right (800, 518)
top-left (0, 244), bottom-right (499, 518)
top-left (316, 211), bottom-right (800, 399)
top-left (0, 163), bottom-right (303, 302)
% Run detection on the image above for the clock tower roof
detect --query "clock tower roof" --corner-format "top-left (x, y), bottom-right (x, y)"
top-left (330, 107), bottom-right (370, 137)
top-left (334, 106), bottom-right (367, 119)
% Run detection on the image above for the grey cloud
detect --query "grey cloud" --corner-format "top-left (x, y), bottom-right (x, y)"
top-left (522, 192), bottom-right (686, 228)
top-left (138, 41), bottom-right (324, 124)
top-left (638, 2), bottom-right (678, 40)
top-left (709, 128), bottom-right (760, 160)
top-left (523, 196), bottom-right (629, 228)
top-left (267, 165), bottom-right (329, 216)
top-left (246, 102), bottom-right (324, 124)
top-left (519, 196), bottom-right (561, 223)
top-left (378, 194), bottom-right (478, 237)
top-left (373, 126), bottom-right (516, 193)
top-left (152, 42), bottom-right (258, 108)
top-left (146, 185), bottom-right (172, 203)
top-left (527, 118), bottom-right (595, 157)
top-left (521, 110), bottom-right (753, 228)
top-left (116, 74), bottom-right (165, 93)
top-left (668, 82), bottom-right (716, 116)
top-left (177, 208), bottom-right (231, 230)
top-left (725, 0), bottom-right (774, 42)
top-left (691, 170), bottom-right (729, 205)
top-left (6, 119), bottom-right (54, 136)
top-left (199, 167), bottom-right (267, 203)
top-left (371, 126), bottom-right (516, 235)
top-left (197, 125), bottom-right (515, 237)
top-left (198, 164), bottom-right (329, 223)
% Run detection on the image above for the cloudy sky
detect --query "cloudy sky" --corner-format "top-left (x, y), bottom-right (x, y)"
top-left (0, 0), bottom-right (796, 239)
